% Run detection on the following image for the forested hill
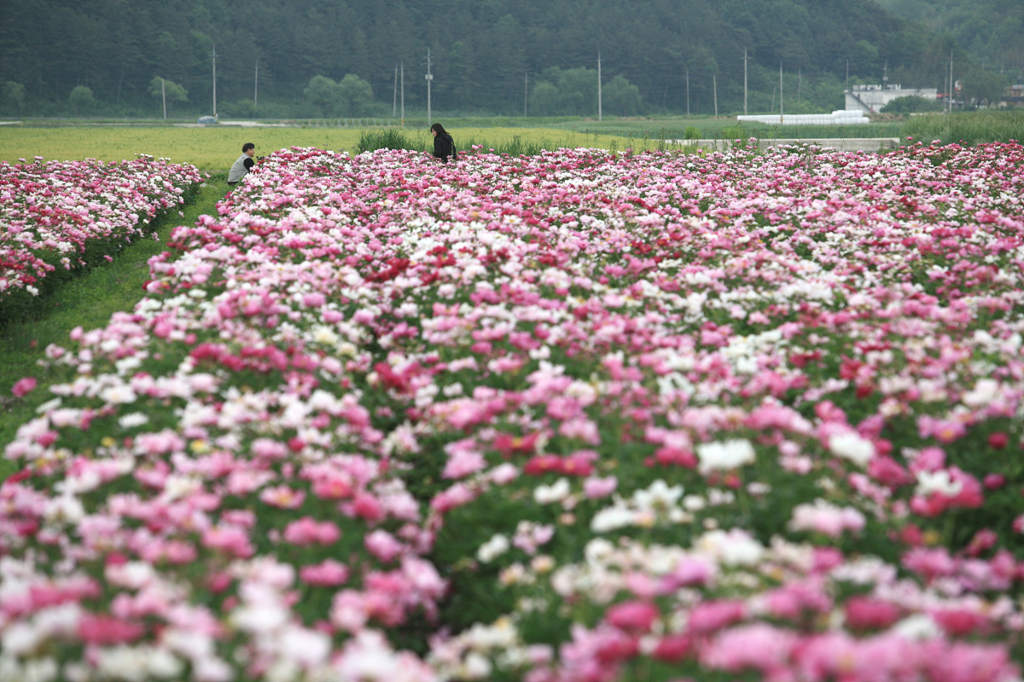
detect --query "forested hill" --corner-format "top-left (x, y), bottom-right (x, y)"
top-left (0, 0), bottom-right (966, 117)
top-left (871, 0), bottom-right (1024, 78)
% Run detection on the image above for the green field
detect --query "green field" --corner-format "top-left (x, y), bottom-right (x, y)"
top-left (4, 111), bottom-right (1021, 169)
top-left (0, 125), bottom-right (676, 171)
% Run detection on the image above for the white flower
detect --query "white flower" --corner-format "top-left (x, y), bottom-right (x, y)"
top-left (696, 528), bottom-right (764, 567)
top-left (589, 504), bottom-right (636, 533)
top-left (914, 469), bottom-right (963, 497)
top-left (533, 478), bottom-right (571, 505)
top-left (476, 534), bottom-right (510, 563)
top-left (631, 480), bottom-right (684, 514)
top-left (118, 412), bottom-right (150, 429)
top-left (696, 439), bottom-right (756, 474)
top-left (278, 626), bottom-right (331, 667)
top-left (462, 652), bottom-right (493, 679)
top-left (961, 378), bottom-right (999, 408)
top-left (892, 614), bottom-right (941, 640)
top-left (99, 384), bottom-right (137, 405)
top-left (828, 432), bottom-right (875, 467)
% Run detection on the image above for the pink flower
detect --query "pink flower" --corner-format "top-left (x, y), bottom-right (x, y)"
top-left (903, 546), bottom-right (957, 581)
top-left (652, 633), bottom-right (693, 662)
top-left (605, 600), bottom-right (659, 634)
top-left (844, 596), bottom-right (902, 630)
top-left (930, 608), bottom-right (988, 636)
top-left (77, 614), bottom-right (146, 645)
top-left (350, 492), bottom-right (385, 523)
top-left (283, 517), bottom-right (340, 545)
top-left (441, 446), bottom-right (486, 479)
top-left (300, 560), bottom-right (350, 586)
top-left (788, 499), bottom-right (866, 537)
top-left (365, 529), bottom-right (404, 562)
top-left (701, 623), bottom-right (798, 675)
top-left (987, 432), bottom-right (1009, 449)
top-left (583, 475), bottom-right (618, 499)
top-left (917, 415), bottom-right (967, 444)
top-left (658, 557), bottom-right (716, 593)
top-left (11, 377), bottom-right (37, 397)
top-left (260, 485), bottom-right (306, 509)
top-left (686, 600), bottom-right (746, 635)
top-left (302, 292), bottom-right (325, 308)
top-left (202, 526), bottom-right (255, 558)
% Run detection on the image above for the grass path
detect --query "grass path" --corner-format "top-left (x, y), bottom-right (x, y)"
top-left (0, 173), bottom-right (227, 477)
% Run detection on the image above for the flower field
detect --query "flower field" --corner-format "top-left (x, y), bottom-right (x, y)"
top-left (0, 156), bottom-right (202, 319)
top-left (2, 140), bottom-right (1024, 681)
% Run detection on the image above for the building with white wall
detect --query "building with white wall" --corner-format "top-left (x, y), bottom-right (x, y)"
top-left (845, 84), bottom-right (939, 113)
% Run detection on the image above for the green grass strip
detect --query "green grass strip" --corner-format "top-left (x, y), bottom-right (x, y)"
top-left (0, 173), bottom-right (228, 477)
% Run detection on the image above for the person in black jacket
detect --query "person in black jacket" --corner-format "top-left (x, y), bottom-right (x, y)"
top-left (430, 123), bottom-right (456, 163)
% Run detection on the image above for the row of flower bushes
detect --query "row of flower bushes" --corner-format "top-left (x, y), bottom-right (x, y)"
top-left (0, 155), bottom-right (203, 324)
top-left (2, 140), bottom-right (1023, 681)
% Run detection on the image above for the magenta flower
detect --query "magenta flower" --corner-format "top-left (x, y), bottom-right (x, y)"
top-left (11, 376), bottom-right (37, 397)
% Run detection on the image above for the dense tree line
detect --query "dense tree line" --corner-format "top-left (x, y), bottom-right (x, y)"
top-left (873, 0), bottom-right (1024, 80)
top-left (0, 0), bottom-right (989, 118)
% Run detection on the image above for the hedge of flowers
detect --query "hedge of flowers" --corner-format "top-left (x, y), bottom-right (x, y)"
top-left (2, 140), bottom-right (1024, 681)
top-left (0, 155), bottom-right (203, 320)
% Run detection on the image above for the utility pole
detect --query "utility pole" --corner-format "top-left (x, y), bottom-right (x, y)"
top-left (883, 60), bottom-right (889, 89)
top-left (597, 52), bottom-right (602, 121)
top-left (846, 58), bottom-right (849, 93)
top-left (686, 69), bottom-right (690, 116)
top-left (524, 72), bottom-right (528, 117)
top-left (744, 48), bottom-right (748, 115)
top-left (211, 43), bottom-right (218, 119)
top-left (713, 74), bottom-right (718, 116)
top-left (393, 63), bottom-right (398, 117)
top-left (254, 61), bottom-right (258, 112)
top-left (161, 78), bottom-right (166, 119)
top-left (949, 50), bottom-right (954, 113)
top-left (401, 60), bottom-right (405, 126)
top-left (797, 67), bottom-right (801, 102)
top-left (779, 62), bottom-right (784, 124)
top-left (425, 48), bottom-right (433, 128)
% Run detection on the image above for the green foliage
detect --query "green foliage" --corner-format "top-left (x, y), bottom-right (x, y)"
top-left (873, 0), bottom-right (1024, 77)
top-left (0, 175), bottom-right (224, 470)
top-left (2, 81), bottom-right (25, 113)
top-left (0, 0), bottom-right (986, 118)
top-left (304, 75), bottom-right (343, 117)
top-left (881, 95), bottom-right (943, 114)
top-left (602, 75), bottom-right (642, 116)
top-left (959, 68), bottom-right (1012, 106)
top-left (305, 74), bottom-right (377, 117)
top-left (68, 85), bottom-right (94, 113)
top-left (337, 74), bottom-right (375, 117)
top-left (357, 128), bottom-right (415, 154)
top-left (901, 110), bottom-right (1024, 146)
top-left (530, 81), bottom-right (560, 117)
top-left (220, 99), bottom-right (257, 118)
top-left (148, 77), bottom-right (188, 104)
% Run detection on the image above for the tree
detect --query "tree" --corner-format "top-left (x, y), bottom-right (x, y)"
top-left (960, 69), bottom-right (1010, 106)
top-left (68, 85), bottom-right (95, 113)
top-left (337, 74), bottom-right (375, 117)
top-left (530, 81), bottom-right (559, 116)
top-left (148, 77), bottom-right (188, 115)
top-left (880, 95), bottom-right (942, 114)
top-left (1, 81), bottom-right (25, 113)
top-left (603, 76), bottom-right (641, 116)
top-left (556, 68), bottom-right (598, 116)
top-left (304, 75), bottom-right (342, 116)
